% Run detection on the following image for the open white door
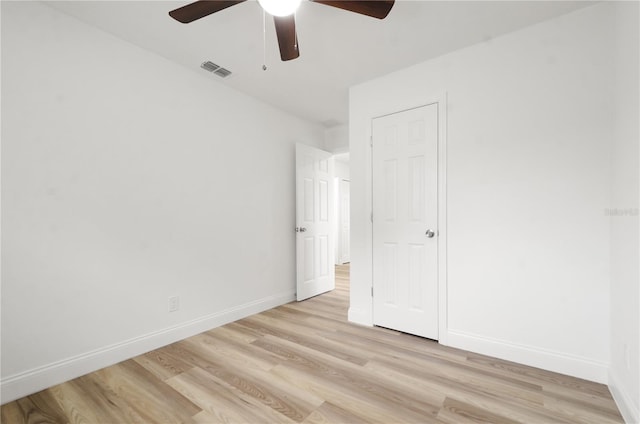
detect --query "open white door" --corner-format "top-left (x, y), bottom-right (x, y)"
top-left (296, 144), bottom-right (335, 301)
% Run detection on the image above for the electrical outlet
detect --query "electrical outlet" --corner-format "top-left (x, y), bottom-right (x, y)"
top-left (168, 296), bottom-right (180, 312)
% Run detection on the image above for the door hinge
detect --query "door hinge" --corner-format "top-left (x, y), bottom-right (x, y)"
top-left (370, 212), bottom-right (373, 222)
top-left (370, 136), bottom-right (373, 147)
top-left (371, 286), bottom-right (374, 297)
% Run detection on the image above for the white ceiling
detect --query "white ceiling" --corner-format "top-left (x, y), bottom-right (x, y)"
top-left (47, 0), bottom-right (594, 128)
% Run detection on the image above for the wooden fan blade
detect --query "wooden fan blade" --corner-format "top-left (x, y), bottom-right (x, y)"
top-left (310, 0), bottom-right (394, 19)
top-left (169, 0), bottom-right (246, 23)
top-left (273, 15), bottom-right (300, 61)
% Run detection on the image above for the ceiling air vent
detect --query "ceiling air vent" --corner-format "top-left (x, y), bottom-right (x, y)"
top-left (201, 61), bottom-right (219, 72)
top-left (201, 61), bottom-right (232, 78)
top-left (213, 68), bottom-right (232, 78)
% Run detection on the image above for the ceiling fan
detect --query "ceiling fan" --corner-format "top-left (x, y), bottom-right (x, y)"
top-left (169, 0), bottom-right (395, 61)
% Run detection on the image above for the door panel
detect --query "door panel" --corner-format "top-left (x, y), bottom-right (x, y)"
top-left (372, 104), bottom-right (438, 340)
top-left (296, 144), bottom-right (335, 301)
top-left (382, 243), bottom-right (398, 306)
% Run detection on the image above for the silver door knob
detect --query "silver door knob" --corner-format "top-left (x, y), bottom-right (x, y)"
top-left (296, 227), bottom-right (307, 233)
top-left (425, 229), bottom-right (435, 238)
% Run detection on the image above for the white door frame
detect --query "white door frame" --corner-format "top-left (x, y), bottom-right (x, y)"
top-left (368, 94), bottom-right (448, 344)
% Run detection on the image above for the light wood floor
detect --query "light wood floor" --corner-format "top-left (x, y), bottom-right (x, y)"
top-left (2, 265), bottom-right (623, 423)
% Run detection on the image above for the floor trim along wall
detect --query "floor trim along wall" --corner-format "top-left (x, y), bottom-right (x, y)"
top-left (0, 292), bottom-right (296, 404)
top-left (609, 369), bottom-right (639, 424)
top-left (446, 329), bottom-right (609, 384)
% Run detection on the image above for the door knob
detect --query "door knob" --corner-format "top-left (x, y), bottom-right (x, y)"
top-left (425, 229), bottom-right (435, 238)
top-left (296, 227), bottom-right (307, 233)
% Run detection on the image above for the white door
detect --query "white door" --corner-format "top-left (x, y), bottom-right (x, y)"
top-left (372, 104), bottom-right (439, 339)
top-left (339, 179), bottom-right (350, 264)
top-left (296, 143), bottom-right (335, 301)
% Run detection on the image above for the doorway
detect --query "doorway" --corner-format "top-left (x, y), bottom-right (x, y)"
top-left (338, 179), bottom-right (350, 264)
top-left (333, 153), bottom-right (350, 266)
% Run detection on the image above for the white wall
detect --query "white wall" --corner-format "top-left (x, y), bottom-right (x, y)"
top-left (324, 124), bottom-right (349, 153)
top-left (1, 1), bottom-right (324, 403)
top-left (350, 3), bottom-right (615, 384)
top-left (609, 2), bottom-right (640, 422)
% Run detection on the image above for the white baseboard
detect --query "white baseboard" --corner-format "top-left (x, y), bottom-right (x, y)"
top-left (0, 292), bottom-right (295, 405)
top-left (609, 369), bottom-right (640, 424)
top-left (446, 329), bottom-right (609, 384)
top-left (348, 306), bottom-right (372, 327)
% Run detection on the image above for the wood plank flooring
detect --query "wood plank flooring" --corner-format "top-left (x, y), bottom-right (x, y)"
top-left (1, 265), bottom-right (624, 423)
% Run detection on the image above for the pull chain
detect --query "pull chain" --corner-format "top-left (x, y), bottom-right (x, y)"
top-left (262, 9), bottom-right (267, 71)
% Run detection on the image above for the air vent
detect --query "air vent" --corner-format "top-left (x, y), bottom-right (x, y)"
top-left (200, 61), bottom-right (219, 72)
top-left (200, 61), bottom-right (232, 78)
top-left (213, 67), bottom-right (232, 78)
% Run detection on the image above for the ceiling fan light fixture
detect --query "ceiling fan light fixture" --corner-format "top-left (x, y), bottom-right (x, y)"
top-left (258, 0), bottom-right (301, 17)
